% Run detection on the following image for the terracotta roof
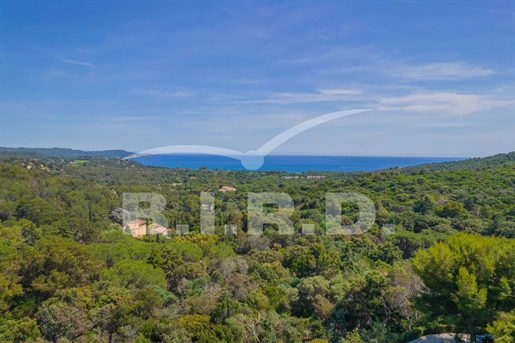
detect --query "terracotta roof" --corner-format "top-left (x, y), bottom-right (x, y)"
top-left (219, 186), bottom-right (236, 192)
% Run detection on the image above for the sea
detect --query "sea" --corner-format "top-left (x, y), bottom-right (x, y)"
top-left (132, 154), bottom-right (464, 173)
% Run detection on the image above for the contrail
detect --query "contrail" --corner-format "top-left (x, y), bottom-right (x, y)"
top-left (125, 108), bottom-right (373, 170)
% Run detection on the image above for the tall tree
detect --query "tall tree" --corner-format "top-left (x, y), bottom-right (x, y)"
top-left (413, 233), bottom-right (515, 342)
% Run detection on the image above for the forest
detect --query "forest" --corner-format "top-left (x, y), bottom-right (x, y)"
top-left (1, 153), bottom-right (515, 342)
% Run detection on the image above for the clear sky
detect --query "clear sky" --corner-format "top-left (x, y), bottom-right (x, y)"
top-left (1, 1), bottom-right (514, 157)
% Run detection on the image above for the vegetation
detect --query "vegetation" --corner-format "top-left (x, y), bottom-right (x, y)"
top-left (397, 151), bottom-right (515, 173)
top-left (0, 152), bottom-right (515, 342)
top-left (0, 147), bottom-right (132, 158)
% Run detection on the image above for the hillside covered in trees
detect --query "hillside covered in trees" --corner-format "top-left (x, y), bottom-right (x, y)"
top-left (0, 153), bottom-right (515, 342)
top-left (396, 151), bottom-right (515, 173)
top-left (0, 147), bottom-right (132, 159)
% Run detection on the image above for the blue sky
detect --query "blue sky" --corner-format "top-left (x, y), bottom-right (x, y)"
top-left (1, 1), bottom-right (514, 157)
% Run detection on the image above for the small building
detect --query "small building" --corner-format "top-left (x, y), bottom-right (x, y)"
top-left (219, 186), bottom-right (236, 193)
top-left (124, 219), bottom-right (146, 233)
top-left (148, 223), bottom-right (170, 236)
top-left (124, 219), bottom-right (170, 238)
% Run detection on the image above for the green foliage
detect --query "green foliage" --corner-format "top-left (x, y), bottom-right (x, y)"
top-left (0, 316), bottom-right (41, 343)
top-left (413, 233), bottom-right (515, 341)
top-left (19, 237), bottom-right (102, 299)
top-left (36, 299), bottom-right (90, 342)
top-left (89, 239), bottom-right (156, 267)
top-left (0, 239), bottom-right (16, 262)
top-left (153, 319), bottom-right (192, 342)
top-left (0, 153), bottom-right (515, 342)
top-left (167, 241), bottom-right (204, 262)
top-left (487, 310), bottom-right (515, 343)
top-left (16, 197), bottom-right (61, 226)
top-left (100, 260), bottom-right (167, 289)
top-left (179, 314), bottom-right (234, 343)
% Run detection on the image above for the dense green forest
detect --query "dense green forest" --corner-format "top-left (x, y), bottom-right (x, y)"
top-left (0, 147), bottom-right (132, 159)
top-left (1, 153), bottom-right (515, 342)
top-left (397, 151), bottom-right (515, 173)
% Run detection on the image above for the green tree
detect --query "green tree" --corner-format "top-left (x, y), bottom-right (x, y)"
top-left (15, 197), bottom-right (60, 226)
top-left (36, 299), bottom-right (91, 342)
top-left (413, 233), bottom-right (515, 342)
top-left (0, 316), bottom-right (41, 343)
top-left (19, 237), bottom-right (102, 299)
top-left (292, 276), bottom-right (331, 317)
top-left (100, 259), bottom-right (167, 289)
top-left (154, 320), bottom-right (192, 343)
top-left (487, 310), bottom-right (515, 343)
top-left (438, 200), bottom-right (468, 219)
top-left (414, 195), bottom-right (435, 214)
top-left (21, 223), bottom-right (41, 246)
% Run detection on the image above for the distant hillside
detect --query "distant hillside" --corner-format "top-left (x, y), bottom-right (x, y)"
top-left (0, 147), bottom-right (133, 158)
top-left (397, 151), bottom-right (515, 173)
top-left (1, 147), bottom-right (514, 173)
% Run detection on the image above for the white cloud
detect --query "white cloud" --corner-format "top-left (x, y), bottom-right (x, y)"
top-left (232, 83), bottom-right (512, 117)
top-left (386, 62), bottom-right (495, 81)
top-left (60, 59), bottom-right (93, 67)
top-left (319, 89), bottom-right (362, 95)
top-left (239, 89), bottom-right (364, 104)
top-left (327, 57), bottom-right (496, 81)
top-left (378, 91), bottom-right (512, 115)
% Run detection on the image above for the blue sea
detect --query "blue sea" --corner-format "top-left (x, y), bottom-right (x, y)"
top-left (132, 154), bottom-right (464, 172)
